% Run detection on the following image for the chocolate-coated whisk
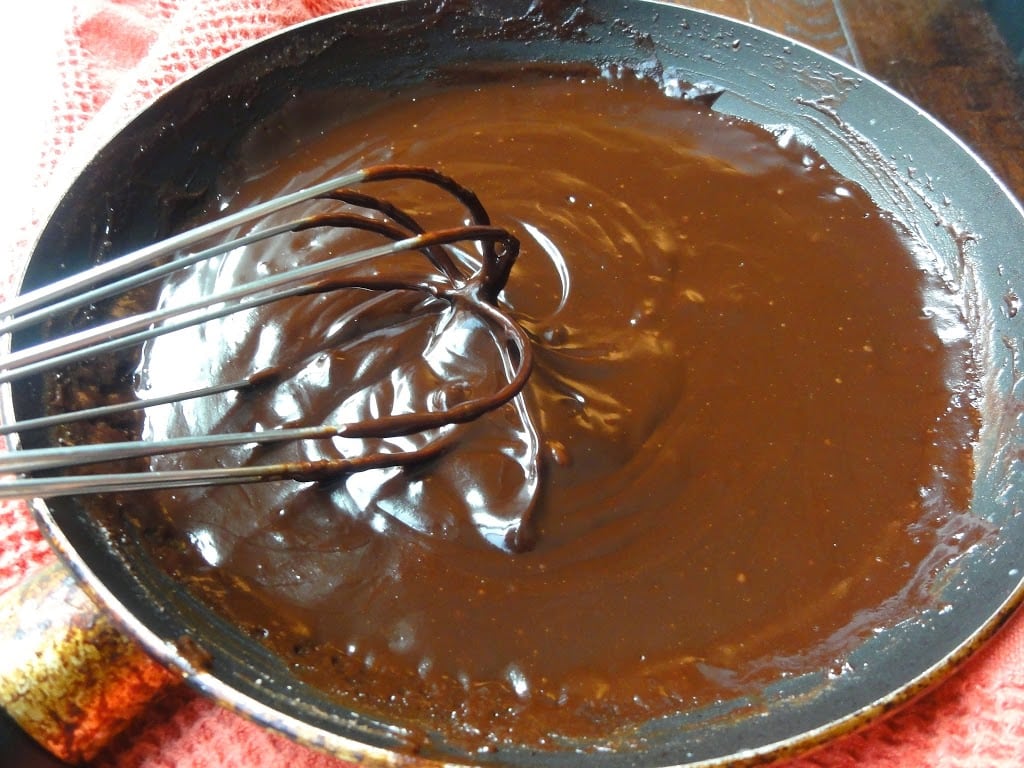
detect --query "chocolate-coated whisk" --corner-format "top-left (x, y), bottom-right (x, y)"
top-left (0, 165), bottom-right (533, 500)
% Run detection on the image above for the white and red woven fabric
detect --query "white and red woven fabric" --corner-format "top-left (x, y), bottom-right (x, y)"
top-left (0, 2), bottom-right (1022, 766)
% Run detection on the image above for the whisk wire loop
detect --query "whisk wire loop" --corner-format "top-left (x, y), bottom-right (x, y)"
top-left (0, 165), bottom-right (533, 501)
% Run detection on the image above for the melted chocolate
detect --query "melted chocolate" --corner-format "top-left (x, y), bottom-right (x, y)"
top-left (122, 70), bottom-right (976, 748)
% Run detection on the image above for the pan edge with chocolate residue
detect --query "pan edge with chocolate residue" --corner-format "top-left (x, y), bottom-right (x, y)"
top-left (89, 67), bottom-right (980, 750)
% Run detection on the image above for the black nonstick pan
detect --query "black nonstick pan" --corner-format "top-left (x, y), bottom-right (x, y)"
top-left (2, 1), bottom-right (1023, 766)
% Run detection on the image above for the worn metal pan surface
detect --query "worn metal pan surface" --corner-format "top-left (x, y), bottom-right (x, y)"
top-left (3, 0), bottom-right (1024, 765)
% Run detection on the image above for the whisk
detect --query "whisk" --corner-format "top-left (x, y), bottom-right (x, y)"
top-left (0, 165), bottom-right (534, 501)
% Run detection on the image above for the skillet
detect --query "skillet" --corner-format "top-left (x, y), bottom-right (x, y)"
top-left (2, 0), bottom-right (1024, 765)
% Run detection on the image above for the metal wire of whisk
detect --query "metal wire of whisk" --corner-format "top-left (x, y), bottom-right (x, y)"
top-left (0, 165), bottom-right (533, 500)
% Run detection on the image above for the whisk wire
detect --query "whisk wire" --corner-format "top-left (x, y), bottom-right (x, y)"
top-left (0, 169), bottom-right (369, 331)
top-left (0, 165), bottom-right (533, 501)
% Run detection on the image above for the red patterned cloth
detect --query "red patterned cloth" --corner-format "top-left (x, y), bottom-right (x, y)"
top-left (1, 2), bottom-right (1023, 766)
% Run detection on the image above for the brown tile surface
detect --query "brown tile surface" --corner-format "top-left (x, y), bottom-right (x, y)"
top-left (680, 0), bottom-right (1024, 202)
top-left (844, 0), bottom-right (1024, 199)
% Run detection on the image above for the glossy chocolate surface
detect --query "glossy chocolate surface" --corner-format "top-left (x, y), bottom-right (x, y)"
top-left (123, 70), bottom-right (976, 748)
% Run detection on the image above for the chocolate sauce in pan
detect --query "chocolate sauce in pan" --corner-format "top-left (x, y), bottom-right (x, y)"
top-left (127, 71), bottom-right (977, 747)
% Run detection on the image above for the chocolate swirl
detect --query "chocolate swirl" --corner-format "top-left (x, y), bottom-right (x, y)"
top-left (124, 69), bottom-right (977, 749)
